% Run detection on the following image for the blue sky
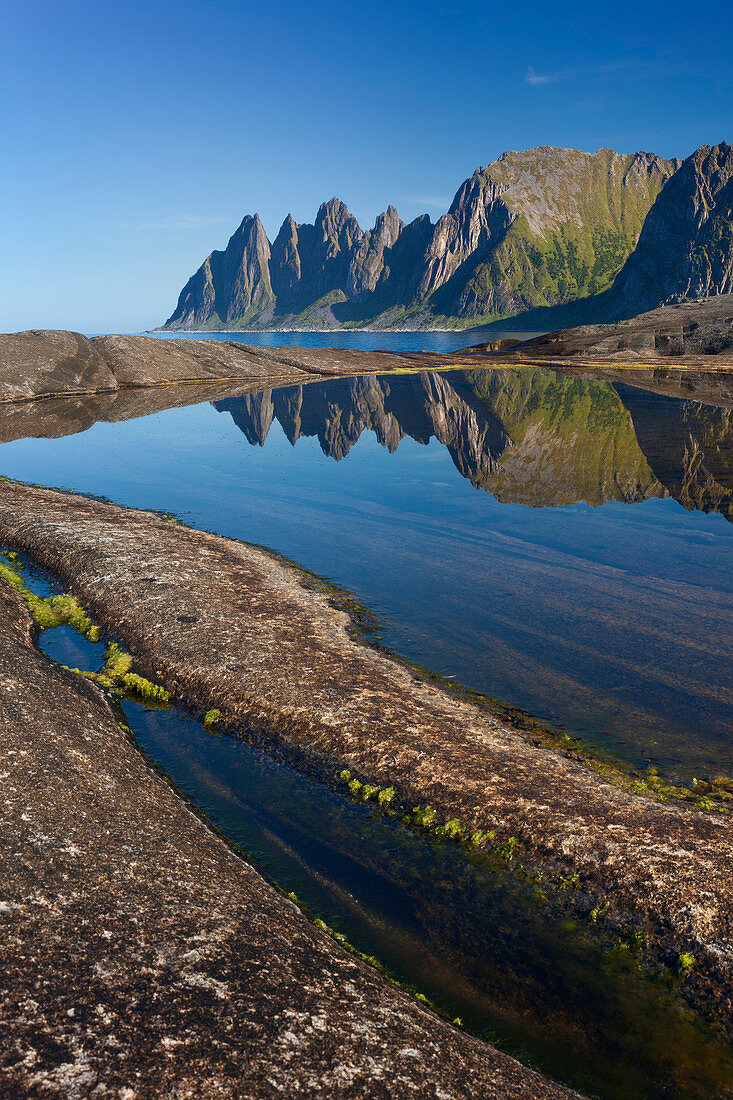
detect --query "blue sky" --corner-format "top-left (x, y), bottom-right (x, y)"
top-left (1, 0), bottom-right (731, 332)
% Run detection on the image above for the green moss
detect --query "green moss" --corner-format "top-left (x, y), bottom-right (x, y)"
top-left (86, 642), bottom-right (169, 702)
top-left (495, 836), bottom-right (521, 863)
top-left (678, 952), bottom-right (696, 972)
top-left (411, 805), bottom-right (438, 829)
top-left (338, 771), bottom-right (397, 809)
top-left (203, 708), bottom-right (222, 729)
top-left (0, 559), bottom-right (29, 595)
top-left (630, 929), bottom-right (647, 952)
top-left (0, 559), bottom-right (100, 640)
top-left (0, 552), bottom-right (174, 708)
top-left (120, 672), bottom-right (170, 703)
top-left (335, 769), bottom-right (502, 860)
top-left (101, 642), bottom-right (133, 680)
top-left (468, 829), bottom-right (495, 847)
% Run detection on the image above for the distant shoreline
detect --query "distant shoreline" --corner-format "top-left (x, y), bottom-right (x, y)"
top-left (150, 327), bottom-right (500, 335)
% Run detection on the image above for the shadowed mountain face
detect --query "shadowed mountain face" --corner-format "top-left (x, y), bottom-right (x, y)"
top-left (214, 369), bottom-right (733, 520)
top-left (609, 143), bottom-right (733, 316)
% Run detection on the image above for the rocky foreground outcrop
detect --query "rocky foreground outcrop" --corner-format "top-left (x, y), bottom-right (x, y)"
top-left (0, 480), bottom-right (732, 1043)
top-left (488, 295), bottom-right (733, 364)
top-left (0, 330), bottom-right (427, 406)
top-left (0, 564), bottom-right (579, 1099)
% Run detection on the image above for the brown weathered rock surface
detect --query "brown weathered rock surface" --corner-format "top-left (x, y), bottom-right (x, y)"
top-left (484, 295), bottom-right (733, 366)
top-left (0, 330), bottom-right (117, 403)
top-left (0, 480), bottom-right (731, 1037)
top-left (0, 571), bottom-right (580, 1098)
top-left (0, 330), bottom-right (426, 406)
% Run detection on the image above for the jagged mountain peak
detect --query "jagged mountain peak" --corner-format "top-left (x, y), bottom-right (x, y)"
top-left (236, 211), bottom-right (263, 226)
top-left (163, 209), bottom-right (272, 329)
top-left (318, 196), bottom-right (349, 213)
top-left (278, 212), bottom-right (298, 233)
top-left (408, 146), bottom-right (680, 312)
top-left (346, 206), bottom-right (406, 302)
top-left (230, 212), bottom-right (268, 242)
top-left (315, 196), bottom-right (361, 230)
top-left (368, 205), bottom-right (403, 237)
top-left (163, 143), bottom-right (726, 332)
top-left (371, 205), bottom-right (403, 236)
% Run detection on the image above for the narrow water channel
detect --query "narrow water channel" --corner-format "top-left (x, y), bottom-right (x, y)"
top-left (35, 613), bottom-right (733, 1100)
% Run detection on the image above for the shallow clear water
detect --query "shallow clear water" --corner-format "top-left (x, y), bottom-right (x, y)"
top-left (1, 362), bottom-right (731, 779)
top-left (34, 619), bottom-right (733, 1099)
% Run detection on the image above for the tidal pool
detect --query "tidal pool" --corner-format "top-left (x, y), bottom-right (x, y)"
top-left (1, 353), bottom-right (731, 780)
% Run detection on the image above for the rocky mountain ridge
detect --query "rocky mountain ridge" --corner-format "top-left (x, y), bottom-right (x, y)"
top-left (163, 145), bottom-right (681, 331)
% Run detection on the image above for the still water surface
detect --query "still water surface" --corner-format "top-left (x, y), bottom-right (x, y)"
top-left (148, 326), bottom-right (524, 353)
top-left (1, 338), bottom-right (731, 779)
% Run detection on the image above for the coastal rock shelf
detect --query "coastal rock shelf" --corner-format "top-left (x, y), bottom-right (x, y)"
top-left (473, 296), bottom-right (733, 366)
top-left (0, 329), bottom-right (425, 406)
top-left (0, 479), bottom-right (731, 1039)
top-left (0, 569), bottom-right (577, 1098)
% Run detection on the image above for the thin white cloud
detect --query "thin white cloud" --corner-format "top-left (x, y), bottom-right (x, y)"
top-left (124, 215), bottom-right (226, 232)
top-left (405, 195), bottom-right (450, 209)
top-left (526, 59), bottom-right (643, 88)
top-left (527, 67), bottom-right (558, 87)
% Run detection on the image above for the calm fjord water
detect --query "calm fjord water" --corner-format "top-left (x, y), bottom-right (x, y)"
top-left (2, 331), bottom-right (732, 779)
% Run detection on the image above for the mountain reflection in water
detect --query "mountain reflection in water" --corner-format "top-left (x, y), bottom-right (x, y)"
top-left (215, 368), bottom-right (733, 519)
